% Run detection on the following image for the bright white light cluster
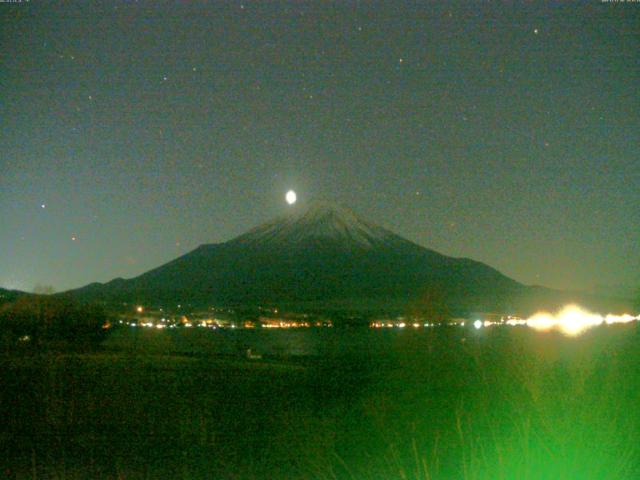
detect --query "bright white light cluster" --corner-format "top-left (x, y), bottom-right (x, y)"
top-left (526, 305), bottom-right (638, 336)
top-left (473, 305), bottom-right (639, 336)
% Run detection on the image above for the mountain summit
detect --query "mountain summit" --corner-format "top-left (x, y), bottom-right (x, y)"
top-left (233, 200), bottom-right (412, 250)
top-left (66, 201), bottom-right (527, 314)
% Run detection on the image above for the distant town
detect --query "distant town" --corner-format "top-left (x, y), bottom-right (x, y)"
top-left (117, 303), bottom-right (525, 331)
top-left (116, 303), bottom-right (639, 336)
top-left (117, 304), bottom-right (334, 330)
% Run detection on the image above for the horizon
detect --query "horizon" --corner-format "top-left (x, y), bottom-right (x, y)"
top-left (1, 190), bottom-right (638, 298)
top-left (3, 198), bottom-right (636, 302)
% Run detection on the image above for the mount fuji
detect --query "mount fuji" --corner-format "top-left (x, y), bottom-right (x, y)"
top-left (67, 201), bottom-right (531, 314)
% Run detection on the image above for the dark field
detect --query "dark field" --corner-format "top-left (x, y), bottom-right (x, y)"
top-left (2, 325), bottom-right (640, 479)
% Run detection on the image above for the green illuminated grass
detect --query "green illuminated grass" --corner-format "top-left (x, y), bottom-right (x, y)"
top-left (1, 325), bottom-right (638, 479)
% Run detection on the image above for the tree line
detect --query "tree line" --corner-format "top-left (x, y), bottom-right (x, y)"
top-left (0, 295), bottom-right (110, 350)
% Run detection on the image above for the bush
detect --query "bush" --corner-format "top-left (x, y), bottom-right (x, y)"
top-left (0, 296), bottom-right (110, 350)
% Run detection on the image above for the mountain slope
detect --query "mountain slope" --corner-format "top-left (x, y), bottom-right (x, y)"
top-left (0, 288), bottom-right (31, 305)
top-left (66, 201), bottom-right (528, 314)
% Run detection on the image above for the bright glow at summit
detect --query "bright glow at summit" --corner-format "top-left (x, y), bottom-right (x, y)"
top-left (285, 190), bottom-right (297, 205)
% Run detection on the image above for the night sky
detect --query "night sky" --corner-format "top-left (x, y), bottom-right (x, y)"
top-left (1, 1), bottom-right (638, 294)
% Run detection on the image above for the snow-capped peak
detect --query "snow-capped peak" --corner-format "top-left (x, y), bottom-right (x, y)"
top-left (232, 200), bottom-right (406, 249)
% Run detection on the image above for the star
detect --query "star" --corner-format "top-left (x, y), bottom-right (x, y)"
top-left (41, 204), bottom-right (46, 209)
top-left (534, 28), bottom-right (539, 35)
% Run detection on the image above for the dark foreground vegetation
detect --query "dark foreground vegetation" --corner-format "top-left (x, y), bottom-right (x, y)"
top-left (1, 321), bottom-right (639, 479)
top-left (0, 296), bottom-right (108, 351)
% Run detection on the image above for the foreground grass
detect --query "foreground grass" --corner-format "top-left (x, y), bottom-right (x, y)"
top-left (1, 325), bottom-right (639, 479)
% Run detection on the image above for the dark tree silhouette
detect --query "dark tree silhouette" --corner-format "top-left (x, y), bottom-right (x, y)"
top-left (0, 296), bottom-right (109, 349)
